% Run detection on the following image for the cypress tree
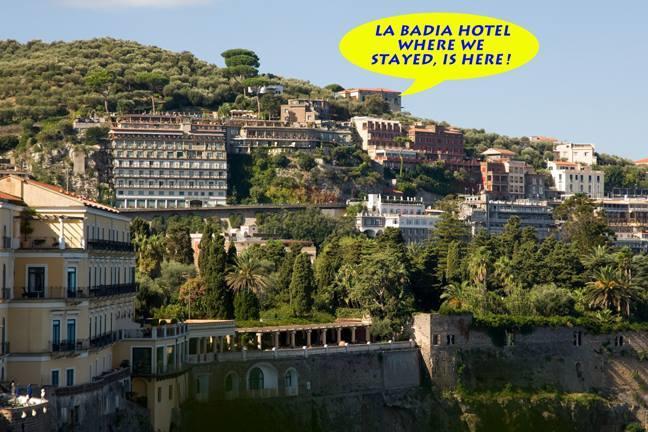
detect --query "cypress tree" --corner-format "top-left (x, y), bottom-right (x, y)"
top-left (289, 253), bottom-right (316, 316)
top-left (233, 290), bottom-right (260, 320)
top-left (199, 222), bottom-right (233, 318)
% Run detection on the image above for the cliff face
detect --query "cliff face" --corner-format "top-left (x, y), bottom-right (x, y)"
top-left (180, 387), bottom-right (641, 432)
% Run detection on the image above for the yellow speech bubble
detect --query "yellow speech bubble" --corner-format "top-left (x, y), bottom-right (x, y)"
top-left (339, 12), bottom-right (539, 96)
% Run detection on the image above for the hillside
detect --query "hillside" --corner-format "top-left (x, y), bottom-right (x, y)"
top-left (0, 38), bottom-right (644, 202)
top-left (0, 38), bottom-right (328, 125)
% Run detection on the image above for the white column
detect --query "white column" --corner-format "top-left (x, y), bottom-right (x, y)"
top-left (58, 217), bottom-right (66, 249)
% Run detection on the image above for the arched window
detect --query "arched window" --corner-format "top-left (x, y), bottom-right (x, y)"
top-left (225, 374), bottom-right (234, 392)
top-left (249, 367), bottom-right (264, 390)
top-left (284, 368), bottom-right (298, 396)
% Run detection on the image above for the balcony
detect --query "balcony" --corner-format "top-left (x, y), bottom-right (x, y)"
top-left (122, 323), bottom-right (188, 340)
top-left (90, 330), bottom-right (121, 349)
top-left (89, 283), bottom-right (138, 297)
top-left (15, 283), bottom-right (138, 300)
top-left (50, 339), bottom-right (90, 353)
top-left (87, 240), bottom-right (134, 252)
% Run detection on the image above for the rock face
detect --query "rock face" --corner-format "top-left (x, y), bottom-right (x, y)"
top-left (180, 386), bottom-right (640, 432)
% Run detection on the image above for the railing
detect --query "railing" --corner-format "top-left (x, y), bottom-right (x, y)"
top-left (87, 240), bottom-right (134, 252)
top-left (207, 341), bottom-right (415, 363)
top-left (89, 283), bottom-right (138, 297)
top-left (90, 330), bottom-right (122, 349)
top-left (15, 283), bottom-right (138, 300)
top-left (54, 367), bottom-right (131, 397)
top-left (123, 323), bottom-right (187, 340)
top-left (50, 339), bottom-right (90, 353)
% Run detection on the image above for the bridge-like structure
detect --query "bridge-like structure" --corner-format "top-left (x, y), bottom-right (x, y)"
top-left (120, 203), bottom-right (347, 220)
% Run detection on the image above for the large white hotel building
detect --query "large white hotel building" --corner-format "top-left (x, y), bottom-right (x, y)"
top-left (110, 114), bottom-right (228, 209)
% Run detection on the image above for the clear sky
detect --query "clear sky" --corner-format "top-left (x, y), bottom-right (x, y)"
top-left (3, 0), bottom-right (647, 159)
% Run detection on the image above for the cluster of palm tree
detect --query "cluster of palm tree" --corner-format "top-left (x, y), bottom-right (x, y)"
top-left (439, 243), bottom-right (645, 320)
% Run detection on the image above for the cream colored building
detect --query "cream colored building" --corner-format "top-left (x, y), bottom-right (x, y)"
top-left (548, 161), bottom-right (605, 199)
top-left (0, 175), bottom-right (136, 390)
top-left (553, 142), bottom-right (597, 166)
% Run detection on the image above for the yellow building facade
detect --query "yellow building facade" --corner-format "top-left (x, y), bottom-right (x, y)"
top-left (0, 175), bottom-right (137, 389)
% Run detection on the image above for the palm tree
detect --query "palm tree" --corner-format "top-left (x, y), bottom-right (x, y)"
top-left (441, 281), bottom-right (472, 310)
top-left (584, 266), bottom-right (638, 317)
top-left (225, 253), bottom-right (271, 295)
top-left (468, 246), bottom-right (491, 289)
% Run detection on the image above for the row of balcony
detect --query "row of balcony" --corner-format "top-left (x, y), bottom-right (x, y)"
top-left (87, 240), bottom-right (134, 252)
top-left (50, 330), bottom-right (123, 353)
top-left (16, 283), bottom-right (138, 300)
top-left (19, 237), bottom-right (133, 252)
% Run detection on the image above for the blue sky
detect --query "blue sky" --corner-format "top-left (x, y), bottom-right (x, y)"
top-left (3, 0), bottom-right (647, 159)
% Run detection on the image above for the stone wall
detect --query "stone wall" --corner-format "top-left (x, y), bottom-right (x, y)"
top-left (413, 313), bottom-right (648, 428)
top-left (189, 347), bottom-right (421, 402)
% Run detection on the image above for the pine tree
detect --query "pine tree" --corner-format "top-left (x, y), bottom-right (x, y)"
top-left (165, 224), bottom-right (194, 265)
top-left (289, 253), bottom-right (316, 316)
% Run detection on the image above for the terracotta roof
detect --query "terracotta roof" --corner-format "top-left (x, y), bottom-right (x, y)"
top-left (552, 161), bottom-right (578, 167)
top-left (0, 191), bottom-right (24, 205)
top-left (338, 88), bottom-right (401, 94)
top-left (7, 176), bottom-right (121, 214)
top-left (635, 158), bottom-right (648, 164)
top-left (482, 148), bottom-right (515, 156)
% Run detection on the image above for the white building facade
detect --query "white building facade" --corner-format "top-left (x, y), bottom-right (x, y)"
top-left (110, 115), bottom-right (228, 209)
top-left (548, 161), bottom-right (605, 199)
top-left (356, 194), bottom-right (442, 243)
top-left (553, 142), bottom-right (597, 166)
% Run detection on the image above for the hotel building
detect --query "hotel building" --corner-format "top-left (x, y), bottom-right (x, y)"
top-left (110, 114), bottom-right (228, 209)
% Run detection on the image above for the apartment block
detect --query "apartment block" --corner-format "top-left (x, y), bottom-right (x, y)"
top-left (553, 142), bottom-right (597, 166)
top-left (596, 197), bottom-right (648, 253)
top-left (480, 148), bottom-right (530, 200)
top-left (547, 161), bottom-right (604, 199)
top-left (110, 114), bottom-right (228, 209)
top-left (408, 124), bottom-right (464, 161)
top-left (227, 120), bottom-right (352, 154)
top-left (280, 99), bottom-right (331, 124)
top-left (459, 195), bottom-right (556, 239)
top-left (356, 194), bottom-right (443, 243)
top-left (336, 88), bottom-right (402, 113)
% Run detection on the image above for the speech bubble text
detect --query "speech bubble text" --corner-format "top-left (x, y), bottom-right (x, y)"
top-left (339, 13), bottom-right (540, 95)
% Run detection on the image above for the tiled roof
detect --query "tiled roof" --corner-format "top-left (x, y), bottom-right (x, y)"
top-left (0, 191), bottom-right (24, 205)
top-left (482, 147), bottom-right (515, 156)
top-left (635, 158), bottom-right (648, 164)
top-left (338, 88), bottom-right (401, 94)
top-left (8, 176), bottom-right (121, 214)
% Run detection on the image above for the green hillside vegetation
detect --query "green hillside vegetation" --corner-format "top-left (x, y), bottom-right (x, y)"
top-left (0, 37), bottom-right (645, 200)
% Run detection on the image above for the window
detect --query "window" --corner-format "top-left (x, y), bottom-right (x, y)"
top-left (67, 319), bottom-right (76, 345)
top-left (169, 385), bottom-right (173, 401)
top-left (67, 267), bottom-right (77, 297)
top-left (27, 266), bottom-right (46, 296)
top-left (51, 370), bottom-right (60, 387)
top-left (249, 367), bottom-right (264, 390)
top-left (66, 369), bottom-right (75, 386)
top-left (52, 320), bottom-right (61, 348)
top-left (157, 387), bottom-right (162, 403)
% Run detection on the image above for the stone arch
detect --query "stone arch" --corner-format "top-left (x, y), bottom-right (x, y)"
top-left (224, 371), bottom-right (240, 400)
top-left (246, 362), bottom-right (278, 398)
top-left (284, 367), bottom-right (299, 396)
